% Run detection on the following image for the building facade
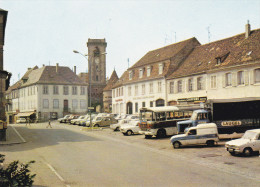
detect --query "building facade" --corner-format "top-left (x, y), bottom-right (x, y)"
top-left (5, 64), bottom-right (88, 122)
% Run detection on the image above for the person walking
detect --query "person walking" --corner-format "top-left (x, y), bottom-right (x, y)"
top-left (46, 119), bottom-right (52, 128)
top-left (26, 117), bottom-right (31, 127)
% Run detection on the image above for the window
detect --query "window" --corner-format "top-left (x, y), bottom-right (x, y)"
top-left (128, 86), bottom-right (132, 96)
top-left (43, 99), bottom-right (49, 108)
top-left (139, 69), bottom-right (143, 78)
top-left (211, 75), bottom-right (216, 89)
top-left (72, 99), bottom-right (78, 109)
top-left (237, 71), bottom-right (244, 85)
top-left (43, 85), bottom-right (48, 94)
top-left (159, 63), bottom-right (163, 74)
top-left (147, 66), bottom-right (151, 77)
top-left (63, 86), bottom-right (69, 95)
top-left (225, 73), bottom-right (232, 87)
top-left (72, 86), bottom-right (77, 95)
top-left (53, 99), bottom-right (59, 109)
top-left (158, 81), bottom-right (162, 93)
top-left (96, 75), bottom-right (99, 81)
top-left (80, 87), bottom-right (85, 95)
top-left (188, 78), bottom-right (193, 91)
top-left (188, 129), bottom-right (197, 135)
top-left (121, 87), bottom-right (123, 96)
top-left (129, 71), bottom-right (133, 80)
top-left (80, 100), bottom-right (87, 109)
top-left (135, 102), bottom-right (138, 113)
top-left (254, 68), bottom-right (260, 83)
top-left (135, 85), bottom-right (138, 96)
top-left (169, 82), bottom-right (174, 94)
top-left (149, 83), bottom-right (153, 93)
top-left (142, 84), bottom-right (145, 95)
top-left (197, 77), bottom-right (203, 90)
top-left (142, 102), bottom-right (145, 107)
top-left (113, 89), bottom-right (115, 98)
top-left (53, 85), bottom-right (59, 95)
top-left (177, 80), bottom-right (182, 93)
top-left (150, 101), bottom-right (153, 107)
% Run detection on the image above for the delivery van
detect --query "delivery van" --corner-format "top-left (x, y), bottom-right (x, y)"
top-left (170, 123), bottom-right (219, 149)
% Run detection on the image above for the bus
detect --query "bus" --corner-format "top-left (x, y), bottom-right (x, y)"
top-left (138, 105), bottom-right (200, 139)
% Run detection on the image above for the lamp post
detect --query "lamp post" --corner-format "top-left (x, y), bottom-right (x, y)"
top-left (73, 50), bottom-right (106, 128)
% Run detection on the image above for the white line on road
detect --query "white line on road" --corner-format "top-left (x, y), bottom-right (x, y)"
top-left (45, 162), bottom-right (71, 187)
top-left (11, 125), bottom-right (26, 143)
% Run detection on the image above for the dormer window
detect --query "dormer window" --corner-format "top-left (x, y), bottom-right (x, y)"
top-left (147, 66), bottom-right (151, 77)
top-left (159, 63), bottom-right (164, 74)
top-left (216, 52), bottom-right (230, 65)
top-left (129, 70), bottom-right (133, 80)
top-left (216, 58), bottom-right (221, 65)
top-left (139, 68), bottom-right (143, 78)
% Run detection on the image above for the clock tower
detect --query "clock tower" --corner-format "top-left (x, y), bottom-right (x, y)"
top-left (87, 38), bottom-right (107, 108)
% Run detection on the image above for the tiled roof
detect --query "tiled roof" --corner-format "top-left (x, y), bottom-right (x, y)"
top-left (103, 70), bottom-right (119, 91)
top-left (112, 37), bottom-right (200, 88)
top-left (168, 28), bottom-right (260, 79)
top-left (21, 65), bottom-right (86, 87)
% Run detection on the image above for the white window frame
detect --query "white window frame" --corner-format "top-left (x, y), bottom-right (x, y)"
top-left (210, 75), bottom-right (217, 89)
top-left (158, 81), bottom-right (162, 93)
top-left (142, 84), bottom-right (145, 95)
top-left (188, 78), bottom-right (193, 92)
top-left (177, 80), bottom-right (182, 93)
top-left (149, 82), bottom-right (153, 94)
top-left (225, 73), bottom-right (232, 87)
top-left (237, 71), bottom-right (245, 85)
top-left (43, 99), bottom-right (49, 109)
top-left (254, 68), bottom-right (260, 83)
top-left (53, 99), bottom-right (59, 109)
top-left (169, 81), bottom-right (174, 94)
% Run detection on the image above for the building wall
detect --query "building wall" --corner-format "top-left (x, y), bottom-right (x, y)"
top-left (103, 90), bottom-right (112, 113)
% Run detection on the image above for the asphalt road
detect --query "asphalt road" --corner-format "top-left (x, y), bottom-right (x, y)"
top-left (1, 122), bottom-right (260, 187)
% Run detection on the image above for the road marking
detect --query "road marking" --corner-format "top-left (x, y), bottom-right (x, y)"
top-left (11, 125), bottom-right (26, 143)
top-left (45, 162), bottom-right (71, 187)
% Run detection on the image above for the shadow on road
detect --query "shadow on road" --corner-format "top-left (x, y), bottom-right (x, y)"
top-left (3, 125), bottom-right (102, 152)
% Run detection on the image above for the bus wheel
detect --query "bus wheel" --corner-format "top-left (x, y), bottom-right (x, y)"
top-left (206, 140), bottom-right (215, 147)
top-left (156, 129), bottom-right (166, 138)
top-left (126, 130), bottom-right (133, 136)
top-left (173, 141), bottom-right (181, 149)
top-left (145, 135), bottom-right (152, 139)
top-left (243, 148), bottom-right (252, 157)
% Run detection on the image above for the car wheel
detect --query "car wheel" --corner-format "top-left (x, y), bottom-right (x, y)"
top-left (206, 140), bottom-right (215, 147)
top-left (156, 129), bottom-right (166, 138)
top-left (94, 124), bottom-right (99, 128)
top-left (243, 147), bottom-right (252, 157)
top-left (126, 130), bottom-right (132, 136)
top-left (145, 135), bottom-right (152, 139)
top-left (115, 127), bottom-right (119, 131)
top-left (173, 141), bottom-right (181, 149)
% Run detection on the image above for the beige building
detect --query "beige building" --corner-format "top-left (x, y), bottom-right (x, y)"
top-left (5, 64), bottom-right (88, 122)
top-left (112, 38), bottom-right (200, 114)
top-left (103, 70), bottom-right (118, 113)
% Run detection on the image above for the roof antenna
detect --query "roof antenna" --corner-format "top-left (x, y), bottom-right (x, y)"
top-left (207, 25), bottom-right (211, 43)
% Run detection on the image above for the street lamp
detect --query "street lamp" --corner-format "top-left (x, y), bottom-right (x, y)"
top-left (73, 50), bottom-right (106, 127)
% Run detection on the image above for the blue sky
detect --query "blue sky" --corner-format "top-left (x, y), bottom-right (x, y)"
top-left (1, 0), bottom-right (260, 84)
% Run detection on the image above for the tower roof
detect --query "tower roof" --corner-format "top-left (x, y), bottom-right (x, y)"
top-left (103, 70), bottom-right (119, 91)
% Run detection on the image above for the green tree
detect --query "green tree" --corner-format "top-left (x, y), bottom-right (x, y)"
top-left (0, 154), bottom-right (36, 186)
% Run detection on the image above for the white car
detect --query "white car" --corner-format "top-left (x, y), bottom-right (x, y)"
top-left (110, 115), bottom-right (139, 131)
top-left (225, 129), bottom-right (260, 156)
top-left (120, 120), bottom-right (141, 136)
top-left (17, 118), bottom-right (27, 123)
top-left (71, 115), bottom-right (87, 125)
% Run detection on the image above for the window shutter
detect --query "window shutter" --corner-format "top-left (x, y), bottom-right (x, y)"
top-left (194, 78), bottom-right (197, 91)
top-left (244, 70), bottom-right (249, 85)
top-left (249, 69), bottom-right (254, 85)
top-left (232, 72), bottom-right (237, 87)
top-left (222, 74), bottom-right (226, 88)
top-left (186, 79), bottom-right (189, 92)
top-left (174, 81), bottom-right (178, 93)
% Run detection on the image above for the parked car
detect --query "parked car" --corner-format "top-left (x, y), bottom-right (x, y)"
top-left (225, 129), bottom-right (260, 156)
top-left (70, 115), bottom-right (86, 125)
top-left (58, 115), bottom-right (71, 123)
top-left (66, 115), bottom-right (80, 123)
top-left (91, 116), bottom-right (118, 127)
top-left (170, 123), bottom-right (219, 149)
top-left (110, 115), bottom-right (139, 131)
top-left (79, 114), bottom-right (97, 126)
top-left (120, 120), bottom-right (141, 136)
top-left (17, 117), bottom-right (27, 123)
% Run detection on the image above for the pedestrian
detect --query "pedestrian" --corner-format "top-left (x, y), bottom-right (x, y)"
top-left (46, 119), bottom-right (52, 128)
top-left (26, 117), bottom-right (31, 127)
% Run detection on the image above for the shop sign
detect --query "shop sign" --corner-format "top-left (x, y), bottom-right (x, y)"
top-left (178, 97), bottom-right (207, 103)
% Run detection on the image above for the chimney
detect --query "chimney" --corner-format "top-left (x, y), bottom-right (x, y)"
top-left (43, 64), bottom-right (45, 67)
top-left (56, 63), bottom-right (59, 73)
top-left (245, 20), bottom-right (251, 38)
top-left (74, 66), bottom-right (76, 74)
top-left (28, 67), bottom-right (31, 70)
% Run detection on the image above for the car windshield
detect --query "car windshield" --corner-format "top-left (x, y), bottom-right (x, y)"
top-left (140, 111), bottom-right (154, 121)
top-left (242, 131), bottom-right (258, 139)
top-left (95, 117), bottom-right (102, 121)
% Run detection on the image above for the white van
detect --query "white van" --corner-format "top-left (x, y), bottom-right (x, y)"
top-left (170, 123), bottom-right (219, 149)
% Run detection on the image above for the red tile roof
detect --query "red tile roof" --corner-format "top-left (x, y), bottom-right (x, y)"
top-left (103, 70), bottom-right (119, 91)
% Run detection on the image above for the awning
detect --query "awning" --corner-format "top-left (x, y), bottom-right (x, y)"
top-left (16, 112), bottom-right (35, 117)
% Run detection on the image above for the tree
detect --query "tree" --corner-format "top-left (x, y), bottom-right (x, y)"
top-left (0, 154), bottom-right (36, 186)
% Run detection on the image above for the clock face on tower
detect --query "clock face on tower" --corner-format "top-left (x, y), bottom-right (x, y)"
top-left (95, 58), bottom-right (100, 64)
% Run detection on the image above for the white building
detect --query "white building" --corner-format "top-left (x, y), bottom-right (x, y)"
top-left (5, 64), bottom-right (88, 122)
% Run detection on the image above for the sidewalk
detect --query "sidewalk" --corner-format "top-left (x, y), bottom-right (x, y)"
top-left (0, 125), bottom-right (26, 145)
